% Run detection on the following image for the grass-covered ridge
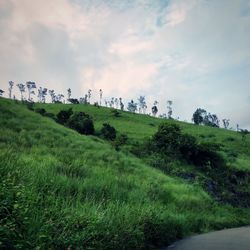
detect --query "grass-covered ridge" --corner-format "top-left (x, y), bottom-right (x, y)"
top-left (1, 97), bottom-right (250, 249)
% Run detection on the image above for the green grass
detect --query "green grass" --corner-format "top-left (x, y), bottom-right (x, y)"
top-left (1, 97), bottom-right (250, 249)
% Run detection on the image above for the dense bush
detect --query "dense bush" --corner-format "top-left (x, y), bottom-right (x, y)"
top-left (100, 123), bottom-right (116, 140)
top-left (111, 109), bottom-right (120, 117)
top-left (56, 108), bottom-right (73, 124)
top-left (67, 112), bottom-right (94, 135)
top-left (149, 123), bottom-right (224, 169)
top-left (35, 108), bottom-right (46, 116)
top-left (113, 133), bottom-right (128, 150)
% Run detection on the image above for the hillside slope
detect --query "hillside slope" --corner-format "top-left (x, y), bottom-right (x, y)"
top-left (1, 98), bottom-right (250, 249)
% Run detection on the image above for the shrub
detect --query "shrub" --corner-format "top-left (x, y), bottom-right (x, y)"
top-left (111, 109), bottom-right (120, 117)
top-left (100, 123), bottom-right (116, 140)
top-left (44, 112), bottom-right (55, 120)
top-left (152, 123), bottom-right (182, 154)
top-left (67, 112), bottom-right (94, 135)
top-left (56, 108), bottom-right (73, 125)
top-left (113, 133), bottom-right (128, 150)
top-left (35, 108), bottom-right (46, 116)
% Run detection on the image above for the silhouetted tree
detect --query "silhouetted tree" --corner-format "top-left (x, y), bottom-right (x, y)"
top-left (192, 108), bottom-right (219, 127)
top-left (8, 81), bottom-right (14, 99)
top-left (55, 94), bottom-right (64, 103)
top-left (138, 96), bottom-right (147, 114)
top-left (99, 89), bottom-right (103, 105)
top-left (38, 87), bottom-right (48, 103)
top-left (16, 83), bottom-right (25, 100)
top-left (127, 100), bottom-right (137, 113)
top-left (192, 108), bottom-right (207, 125)
top-left (204, 113), bottom-right (219, 127)
top-left (26, 81), bottom-right (36, 101)
top-left (119, 97), bottom-right (124, 111)
top-left (68, 98), bottom-right (79, 104)
top-left (88, 89), bottom-right (92, 103)
top-left (152, 101), bottom-right (158, 117)
top-left (49, 90), bottom-right (56, 103)
top-left (67, 88), bottom-right (71, 100)
top-left (167, 100), bottom-right (173, 119)
top-left (0, 89), bottom-right (4, 96)
top-left (114, 98), bottom-right (119, 109)
top-left (222, 119), bottom-right (230, 129)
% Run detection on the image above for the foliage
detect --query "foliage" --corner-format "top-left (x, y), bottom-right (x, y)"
top-left (1, 98), bottom-right (250, 249)
top-left (100, 123), bottom-right (116, 140)
top-left (56, 108), bottom-right (73, 125)
top-left (127, 100), bottom-right (137, 113)
top-left (68, 98), bottom-right (79, 104)
top-left (111, 108), bottom-right (120, 117)
top-left (239, 129), bottom-right (249, 141)
top-left (67, 111), bottom-right (95, 135)
top-left (192, 108), bottom-right (220, 127)
top-left (35, 108), bottom-right (46, 116)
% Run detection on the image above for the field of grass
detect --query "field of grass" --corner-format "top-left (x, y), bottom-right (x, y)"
top-left (1, 97), bottom-right (250, 249)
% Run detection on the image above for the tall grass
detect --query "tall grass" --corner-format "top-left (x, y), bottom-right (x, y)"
top-left (1, 98), bottom-right (250, 249)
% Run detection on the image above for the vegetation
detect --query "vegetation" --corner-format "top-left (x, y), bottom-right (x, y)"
top-left (1, 97), bottom-right (250, 249)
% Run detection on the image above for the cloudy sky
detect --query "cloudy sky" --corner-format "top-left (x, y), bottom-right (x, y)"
top-left (0, 0), bottom-right (249, 129)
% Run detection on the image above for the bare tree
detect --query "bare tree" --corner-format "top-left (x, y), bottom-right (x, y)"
top-left (67, 88), bottom-right (71, 100)
top-left (26, 81), bottom-right (36, 101)
top-left (38, 87), bottom-right (48, 103)
top-left (167, 100), bottom-right (173, 119)
top-left (88, 89), bottom-right (92, 103)
top-left (138, 96), bottom-right (147, 114)
top-left (49, 90), bottom-right (56, 103)
top-left (119, 97), bottom-right (124, 111)
top-left (99, 89), bottom-right (103, 105)
top-left (8, 81), bottom-right (14, 99)
top-left (222, 119), bottom-right (230, 129)
top-left (127, 100), bottom-right (137, 113)
top-left (16, 83), bottom-right (25, 100)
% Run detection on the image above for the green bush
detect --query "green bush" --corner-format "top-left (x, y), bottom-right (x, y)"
top-left (56, 108), bottom-right (73, 125)
top-left (67, 112), bottom-right (94, 135)
top-left (100, 123), bottom-right (116, 140)
top-left (35, 108), bottom-right (46, 116)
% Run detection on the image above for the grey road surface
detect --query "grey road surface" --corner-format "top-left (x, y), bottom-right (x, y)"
top-left (166, 226), bottom-right (250, 250)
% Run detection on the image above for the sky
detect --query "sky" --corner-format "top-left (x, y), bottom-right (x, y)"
top-left (0, 0), bottom-right (250, 129)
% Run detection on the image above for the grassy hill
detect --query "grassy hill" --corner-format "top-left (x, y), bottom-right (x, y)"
top-left (1, 97), bottom-right (250, 249)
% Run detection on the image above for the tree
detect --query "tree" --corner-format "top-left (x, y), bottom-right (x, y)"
top-left (16, 83), bottom-right (25, 100)
top-left (0, 89), bottom-right (4, 96)
top-left (55, 94), bottom-right (64, 103)
top-left (99, 89), bottom-right (103, 105)
top-left (167, 100), bottom-right (173, 119)
top-left (127, 100), bottom-right (137, 113)
top-left (119, 97), bottom-right (124, 111)
top-left (203, 113), bottom-right (219, 127)
top-left (138, 96), bottom-right (147, 114)
top-left (26, 81), bottom-right (36, 101)
top-left (67, 112), bottom-right (95, 135)
top-left (49, 90), bottom-right (56, 103)
top-left (67, 88), bottom-right (71, 100)
top-left (114, 98), bottom-right (119, 109)
top-left (222, 119), bottom-right (230, 129)
top-left (152, 101), bottom-right (158, 117)
top-left (38, 87), bottom-right (48, 103)
top-left (192, 108), bottom-right (219, 127)
top-left (88, 89), bottom-right (92, 103)
top-left (192, 108), bottom-right (207, 125)
top-left (8, 81), bottom-right (14, 99)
